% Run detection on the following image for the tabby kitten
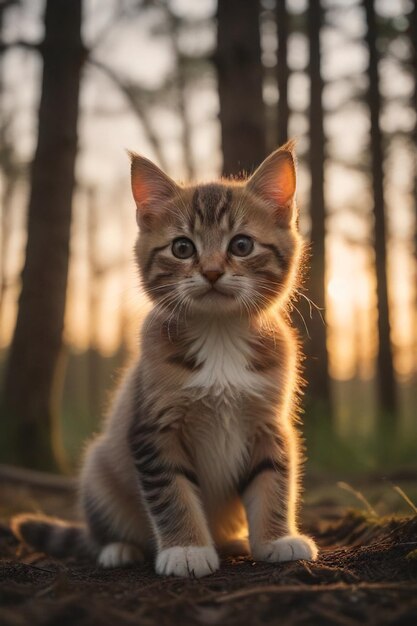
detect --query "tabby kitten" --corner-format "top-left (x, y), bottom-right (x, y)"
top-left (12, 143), bottom-right (318, 577)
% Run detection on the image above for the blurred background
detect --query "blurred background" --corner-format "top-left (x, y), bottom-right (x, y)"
top-left (0, 0), bottom-right (415, 479)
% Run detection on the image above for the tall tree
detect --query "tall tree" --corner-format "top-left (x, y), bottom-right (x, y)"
top-left (276, 0), bottom-right (290, 146)
top-left (216, 0), bottom-right (266, 176)
top-left (0, 0), bottom-right (8, 327)
top-left (363, 0), bottom-right (397, 417)
top-left (305, 0), bottom-right (330, 409)
top-left (165, 6), bottom-right (195, 180)
top-left (86, 187), bottom-right (102, 425)
top-left (0, 0), bottom-right (19, 332)
top-left (410, 0), bottom-right (417, 370)
top-left (2, 0), bottom-right (84, 470)
top-left (410, 1), bottom-right (417, 303)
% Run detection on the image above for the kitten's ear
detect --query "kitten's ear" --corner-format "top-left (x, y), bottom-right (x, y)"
top-left (247, 142), bottom-right (297, 225)
top-left (129, 152), bottom-right (178, 229)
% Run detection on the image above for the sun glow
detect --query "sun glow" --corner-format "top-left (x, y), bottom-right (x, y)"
top-left (327, 277), bottom-right (348, 305)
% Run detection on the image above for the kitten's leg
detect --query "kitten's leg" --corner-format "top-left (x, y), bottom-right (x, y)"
top-left (130, 427), bottom-right (219, 578)
top-left (97, 542), bottom-right (145, 568)
top-left (80, 438), bottom-right (151, 567)
top-left (241, 423), bottom-right (318, 563)
top-left (84, 484), bottom-right (147, 568)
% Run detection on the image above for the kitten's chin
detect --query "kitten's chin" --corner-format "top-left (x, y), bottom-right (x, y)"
top-left (189, 289), bottom-right (242, 315)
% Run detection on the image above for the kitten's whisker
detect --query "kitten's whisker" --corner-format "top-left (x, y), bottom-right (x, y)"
top-left (291, 304), bottom-right (311, 339)
top-left (294, 290), bottom-right (326, 326)
top-left (165, 290), bottom-right (191, 338)
top-left (254, 288), bottom-right (311, 339)
top-left (239, 293), bottom-right (253, 318)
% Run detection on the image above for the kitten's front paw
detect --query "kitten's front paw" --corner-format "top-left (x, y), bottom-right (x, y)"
top-left (156, 546), bottom-right (219, 578)
top-left (253, 534), bottom-right (318, 563)
top-left (98, 542), bottom-right (144, 568)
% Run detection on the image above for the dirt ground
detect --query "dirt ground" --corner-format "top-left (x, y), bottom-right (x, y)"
top-left (0, 468), bottom-right (417, 626)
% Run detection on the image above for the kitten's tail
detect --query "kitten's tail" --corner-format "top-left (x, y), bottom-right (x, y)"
top-left (10, 513), bottom-right (95, 558)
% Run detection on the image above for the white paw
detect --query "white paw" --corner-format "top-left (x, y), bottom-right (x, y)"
top-left (253, 534), bottom-right (318, 563)
top-left (155, 546), bottom-right (220, 578)
top-left (98, 542), bottom-right (144, 568)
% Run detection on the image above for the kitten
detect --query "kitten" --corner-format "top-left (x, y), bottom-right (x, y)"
top-left (11, 143), bottom-right (318, 577)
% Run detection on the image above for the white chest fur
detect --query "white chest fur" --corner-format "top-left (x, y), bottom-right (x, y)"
top-left (184, 317), bottom-right (265, 396)
top-left (190, 395), bottom-right (248, 498)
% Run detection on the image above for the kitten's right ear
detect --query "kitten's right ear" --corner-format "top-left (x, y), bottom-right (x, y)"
top-left (246, 142), bottom-right (297, 226)
top-left (129, 152), bottom-right (178, 229)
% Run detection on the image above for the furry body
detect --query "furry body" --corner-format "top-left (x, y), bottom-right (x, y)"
top-left (12, 145), bottom-right (318, 577)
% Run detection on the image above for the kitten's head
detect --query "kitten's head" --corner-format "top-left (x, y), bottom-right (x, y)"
top-left (131, 144), bottom-right (302, 317)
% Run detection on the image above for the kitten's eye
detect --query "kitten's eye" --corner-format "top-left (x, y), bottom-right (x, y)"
top-left (228, 235), bottom-right (254, 257)
top-left (172, 237), bottom-right (196, 259)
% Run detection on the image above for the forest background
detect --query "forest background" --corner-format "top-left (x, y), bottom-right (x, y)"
top-left (0, 0), bottom-right (416, 479)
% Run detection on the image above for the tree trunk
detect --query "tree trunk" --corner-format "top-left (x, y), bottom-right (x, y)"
top-left (276, 0), bottom-right (290, 146)
top-left (363, 0), bottom-right (397, 418)
top-left (86, 187), bottom-right (102, 425)
top-left (2, 0), bottom-right (84, 470)
top-left (0, 0), bottom-right (13, 330)
top-left (169, 12), bottom-right (195, 180)
top-left (0, 176), bottom-right (14, 331)
top-left (410, 0), bottom-right (417, 369)
top-left (0, 3), bottom-right (6, 329)
top-left (305, 0), bottom-right (331, 409)
top-left (216, 0), bottom-right (266, 176)
top-left (411, 0), bottom-right (417, 255)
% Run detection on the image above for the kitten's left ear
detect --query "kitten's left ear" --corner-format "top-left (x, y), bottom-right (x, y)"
top-left (247, 142), bottom-right (297, 226)
top-left (129, 152), bottom-right (178, 230)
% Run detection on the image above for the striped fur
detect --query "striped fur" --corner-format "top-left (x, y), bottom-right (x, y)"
top-left (10, 514), bottom-right (93, 558)
top-left (11, 144), bottom-right (318, 576)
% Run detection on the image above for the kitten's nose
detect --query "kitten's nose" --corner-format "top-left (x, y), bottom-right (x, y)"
top-left (202, 269), bottom-right (224, 284)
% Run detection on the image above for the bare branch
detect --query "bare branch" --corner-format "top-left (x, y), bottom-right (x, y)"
top-left (88, 57), bottom-right (167, 170)
top-left (0, 39), bottom-right (40, 54)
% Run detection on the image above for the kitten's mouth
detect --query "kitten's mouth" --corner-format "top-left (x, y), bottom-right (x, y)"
top-left (197, 287), bottom-right (235, 300)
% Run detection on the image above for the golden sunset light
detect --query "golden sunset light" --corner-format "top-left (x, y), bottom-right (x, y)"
top-left (1, 0), bottom-right (417, 622)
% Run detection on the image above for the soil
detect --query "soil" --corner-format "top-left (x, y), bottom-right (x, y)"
top-left (0, 470), bottom-right (417, 626)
